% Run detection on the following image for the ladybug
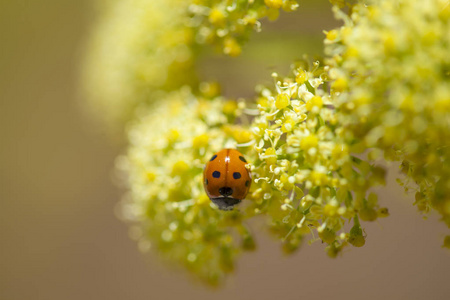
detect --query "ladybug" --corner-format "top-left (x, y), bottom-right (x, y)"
top-left (203, 149), bottom-right (251, 210)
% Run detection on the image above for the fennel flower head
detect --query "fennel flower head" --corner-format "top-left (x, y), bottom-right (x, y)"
top-left (117, 65), bottom-right (388, 284)
top-left (189, 0), bottom-right (299, 56)
top-left (81, 0), bottom-right (199, 132)
top-left (82, 0), bottom-right (298, 132)
top-left (117, 87), bottom-right (255, 285)
top-left (326, 0), bottom-right (450, 233)
top-left (245, 62), bottom-right (387, 255)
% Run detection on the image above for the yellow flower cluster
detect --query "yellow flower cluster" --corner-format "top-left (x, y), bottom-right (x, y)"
top-left (244, 62), bottom-right (387, 256)
top-left (189, 0), bottom-right (298, 56)
top-left (119, 63), bottom-right (389, 283)
top-left (326, 0), bottom-right (450, 242)
top-left (117, 87), bottom-right (256, 285)
top-left (82, 0), bottom-right (196, 132)
top-left (82, 0), bottom-right (298, 132)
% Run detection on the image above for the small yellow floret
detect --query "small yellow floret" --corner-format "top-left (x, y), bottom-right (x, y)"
top-left (326, 29), bottom-right (338, 41)
top-left (243, 14), bottom-right (257, 25)
top-left (197, 194), bottom-right (210, 206)
top-left (222, 100), bottom-right (238, 115)
top-left (323, 203), bottom-right (338, 217)
top-left (275, 93), bottom-right (290, 109)
top-left (209, 8), bottom-right (226, 26)
top-left (192, 134), bottom-right (209, 148)
top-left (236, 130), bottom-right (253, 144)
top-left (146, 172), bottom-right (156, 182)
top-left (331, 78), bottom-right (348, 92)
top-left (295, 69), bottom-right (309, 84)
top-left (344, 46), bottom-right (358, 58)
top-left (236, 128), bottom-right (253, 144)
top-left (167, 129), bottom-right (180, 144)
top-left (305, 96), bottom-right (323, 111)
top-left (281, 117), bottom-right (296, 132)
top-left (368, 5), bottom-right (380, 20)
top-left (280, 173), bottom-right (294, 190)
top-left (171, 161), bottom-right (190, 176)
top-left (311, 170), bottom-right (328, 186)
top-left (257, 97), bottom-right (270, 109)
top-left (331, 144), bottom-right (348, 161)
top-left (340, 26), bottom-right (352, 40)
top-left (282, 0), bottom-right (299, 12)
top-left (300, 134), bottom-right (318, 150)
top-left (264, 0), bottom-right (283, 9)
top-left (264, 147), bottom-right (277, 165)
top-left (383, 33), bottom-right (396, 54)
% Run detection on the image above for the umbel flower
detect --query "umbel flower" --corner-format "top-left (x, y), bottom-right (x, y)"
top-left (117, 87), bottom-right (256, 285)
top-left (81, 0), bottom-right (298, 133)
top-left (326, 0), bottom-right (450, 241)
top-left (118, 65), bottom-right (388, 284)
top-left (81, 0), bottom-right (197, 132)
top-left (188, 0), bottom-right (299, 56)
top-left (244, 61), bottom-right (387, 256)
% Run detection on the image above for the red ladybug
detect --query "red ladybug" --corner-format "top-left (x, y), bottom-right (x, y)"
top-left (203, 149), bottom-right (251, 210)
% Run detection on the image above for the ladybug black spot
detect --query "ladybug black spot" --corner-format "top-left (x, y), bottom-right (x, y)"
top-left (233, 172), bottom-right (241, 179)
top-left (239, 156), bottom-right (247, 163)
top-left (210, 154), bottom-right (217, 161)
top-left (245, 180), bottom-right (250, 187)
top-left (212, 171), bottom-right (221, 178)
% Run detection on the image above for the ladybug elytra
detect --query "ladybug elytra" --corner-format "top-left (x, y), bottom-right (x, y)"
top-left (203, 149), bottom-right (251, 210)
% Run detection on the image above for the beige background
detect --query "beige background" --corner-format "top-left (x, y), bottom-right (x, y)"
top-left (1, 1), bottom-right (449, 299)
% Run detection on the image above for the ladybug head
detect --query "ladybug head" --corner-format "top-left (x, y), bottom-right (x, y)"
top-left (218, 186), bottom-right (233, 197)
top-left (210, 197), bottom-right (241, 211)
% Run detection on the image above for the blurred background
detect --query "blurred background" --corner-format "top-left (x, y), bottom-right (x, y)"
top-left (1, 1), bottom-right (449, 299)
